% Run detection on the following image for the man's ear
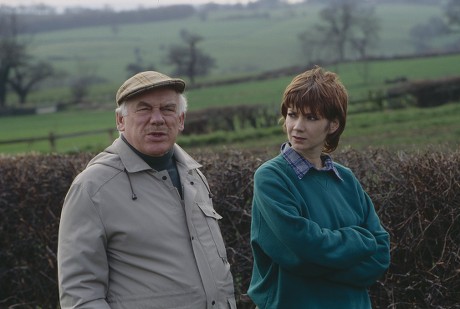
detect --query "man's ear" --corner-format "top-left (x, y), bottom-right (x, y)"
top-left (116, 112), bottom-right (125, 132)
top-left (329, 119), bottom-right (339, 134)
top-left (178, 112), bottom-right (185, 132)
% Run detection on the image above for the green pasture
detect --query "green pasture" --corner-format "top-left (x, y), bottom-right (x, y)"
top-left (1, 101), bottom-right (459, 155)
top-left (178, 103), bottom-right (460, 154)
top-left (27, 53), bottom-right (460, 112)
top-left (186, 54), bottom-right (460, 111)
top-left (0, 110), bottom-right (115, 154)
top-left (2, 45), bottom-right (460, 154)
top-left (11, 1), bottom-right (456, 106)
top-left (13, 53), bottom-right (460, 112)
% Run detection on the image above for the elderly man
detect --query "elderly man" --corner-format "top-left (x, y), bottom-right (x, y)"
top-left (57, 71), bottom-right (236, 309)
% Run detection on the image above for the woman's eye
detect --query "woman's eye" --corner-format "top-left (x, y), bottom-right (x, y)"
top-left (287, 112), bottom-right (296, 118)
top-left (305, 113), bottom-right (319, 120)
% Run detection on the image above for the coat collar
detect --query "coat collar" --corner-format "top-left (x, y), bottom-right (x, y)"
top-left (106, 137), bottom-right (201, 173)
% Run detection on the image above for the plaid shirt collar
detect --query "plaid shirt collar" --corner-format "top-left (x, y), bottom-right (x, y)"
top-left (281, 142), bottom-right (343, 181)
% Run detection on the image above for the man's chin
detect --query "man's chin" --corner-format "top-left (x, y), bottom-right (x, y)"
top-left (142, 144), bottom-right (172, 157)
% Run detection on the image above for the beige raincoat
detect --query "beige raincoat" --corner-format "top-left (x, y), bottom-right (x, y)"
top-left (58, 138), bottom-right (236, 309)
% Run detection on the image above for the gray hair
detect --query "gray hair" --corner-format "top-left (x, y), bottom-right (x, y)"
top-left (115, 93), bottom-right (188, 117)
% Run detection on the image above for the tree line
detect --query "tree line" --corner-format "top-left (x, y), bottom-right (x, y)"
top-left (2, 5), bottom-right (195, 34)
top-left (1, 0), bottom-right (446, 35)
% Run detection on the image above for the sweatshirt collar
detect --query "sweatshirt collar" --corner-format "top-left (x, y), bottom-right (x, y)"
top-left (281, 142), bottom-right (343, 181)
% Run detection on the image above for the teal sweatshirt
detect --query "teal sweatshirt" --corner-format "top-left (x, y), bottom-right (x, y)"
top-left (248, 154), bottom-right (390, 309)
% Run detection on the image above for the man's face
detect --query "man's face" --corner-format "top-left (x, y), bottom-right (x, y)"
top-left (116, 88), bottom-right (184, 157)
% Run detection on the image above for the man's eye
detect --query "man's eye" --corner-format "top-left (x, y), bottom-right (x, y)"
top-left (162, 106), bottom-right (176, 113)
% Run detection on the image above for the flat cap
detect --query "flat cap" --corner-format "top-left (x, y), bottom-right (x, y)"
top-left (116, 71), bottom-right (186, 105)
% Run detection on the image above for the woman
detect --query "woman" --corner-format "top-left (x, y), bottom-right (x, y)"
top-left (248, 66), bottom-right (390, 309)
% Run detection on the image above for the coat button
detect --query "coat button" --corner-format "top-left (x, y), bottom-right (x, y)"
top-left (190, 181), bottom-right (194, 185)
top-left (211, 300), bottom-right (216, 305)
top-left (162, 176), bottom-right (167, 180)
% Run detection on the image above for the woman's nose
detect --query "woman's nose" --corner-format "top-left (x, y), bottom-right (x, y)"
top-left (293, 119), bottom-right (304, 131)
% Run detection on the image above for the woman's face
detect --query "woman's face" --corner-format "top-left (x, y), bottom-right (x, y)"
top-left (116, 88), bottom-right (184, 157)
top-left (285, 106), bottom-right (338, 159)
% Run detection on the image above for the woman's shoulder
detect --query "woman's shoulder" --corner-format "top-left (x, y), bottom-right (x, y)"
top-left (332, 160), bottom-right (351, 172)
top-left (257, 154), bottom-right (286, 169)
top-left (254, 155), bottom-right (297, 190)
top-left (255, 154), bottom-right (289, 176)
top-left (332, 160), bottom-right (360, 182)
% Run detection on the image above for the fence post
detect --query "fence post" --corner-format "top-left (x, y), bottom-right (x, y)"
top-left (48, 132), bottom-right (56, 152)
top-left (108, 128), bottom-right (116, 142)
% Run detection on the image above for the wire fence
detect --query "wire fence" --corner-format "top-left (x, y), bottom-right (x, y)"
top-left (0, 128), bottom-right (117, 152)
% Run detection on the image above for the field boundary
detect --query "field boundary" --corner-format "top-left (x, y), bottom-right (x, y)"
top-left (0, 128), bottom-right (116, 152)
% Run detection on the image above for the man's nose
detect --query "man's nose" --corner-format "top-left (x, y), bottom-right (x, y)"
top-left (149, 110), bottom-right (165, 124)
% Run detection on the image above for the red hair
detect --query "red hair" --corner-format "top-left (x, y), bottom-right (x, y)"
top-left (280, 66), bottom-right (348, 153)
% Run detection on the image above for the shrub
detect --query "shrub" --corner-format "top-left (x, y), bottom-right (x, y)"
top-left (387, 76), bottom-right (460, 108)
top-left (0, 147), bottom-right (459, 308)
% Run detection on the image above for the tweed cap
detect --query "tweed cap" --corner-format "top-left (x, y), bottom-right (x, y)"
top-left (116, 71), bottom-right (186, 105)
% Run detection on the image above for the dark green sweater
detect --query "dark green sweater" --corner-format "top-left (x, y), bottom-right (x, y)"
top-left (248, 154), bottom-right (390, 309)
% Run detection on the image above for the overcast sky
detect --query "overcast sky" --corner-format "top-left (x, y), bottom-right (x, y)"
top-left (1, 0), bottom-right (256, 11)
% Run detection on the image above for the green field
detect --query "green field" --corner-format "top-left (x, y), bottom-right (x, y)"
top-left (178, 103), bottom-right (460, 154)
top-left (185, 54), bottom-right (460, 111)
top-left (7, 1), bottom-right (457, 106)
top-left (1, 100), bottom-right (459, 155)
top-left (1, 53), bottom-right (460, 154)
top-left (31, 2), bottom-right (447, 81)
top-left (1, 2), bottom-right (459, 154)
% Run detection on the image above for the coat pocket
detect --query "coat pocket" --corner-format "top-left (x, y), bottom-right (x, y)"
top-left (196, 202), bottom-right (228, 259)
top-left (228, 296), bottom-right (237, 309)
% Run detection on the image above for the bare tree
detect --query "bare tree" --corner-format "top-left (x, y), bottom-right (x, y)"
top-left (0, 12), bottom-right (27, 108)
top-left (298, 29), bottom-right (333, 65)
top-left (299, 0), bottom-right (380, 65)
top-left (350, 13), bottom-right (380, 84)
top-left (445, 0), bottom-right (460, 29)
top-left (70, 59), bottom-right (98, 104)
top-left (8, 60), bottom-right (55, 104)
top-left (125, 47), bottom-right (155, 76)
top-left (1, 11), bottom-right (56, 107)
top-left (165, 29), bottom-right (215, 85)
top-left (349, 13), bottom-right (380, 60)
top-left (181, 30), bottom-right (202, 85)
top-left (410, 17), bottom-right (450, 53)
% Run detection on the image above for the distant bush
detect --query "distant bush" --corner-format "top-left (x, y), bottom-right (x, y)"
top-left (0, 148), bottom-right (459, 308)
top-left (387, 76), bottom-right (460, 108)
top-left (183, 104), bottom-right (278, 136)
top-left (20, 5), bottom-right (196, 34)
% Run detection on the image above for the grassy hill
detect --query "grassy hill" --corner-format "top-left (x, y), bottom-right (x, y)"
top-left (9, 1), bottom-right (457, 106)
top-left (1, 101), bottom-right (459, 154)
top-left (1, 2), bottom-right (459, 154)
top-left (1, 78), bottom-right (459, 155)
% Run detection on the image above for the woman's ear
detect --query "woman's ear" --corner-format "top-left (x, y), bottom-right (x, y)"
top-left (329, 119), bottom-right (339, 134)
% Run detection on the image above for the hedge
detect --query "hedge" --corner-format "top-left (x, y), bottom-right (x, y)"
top-left (0, 147), bottom-right (459, 308)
